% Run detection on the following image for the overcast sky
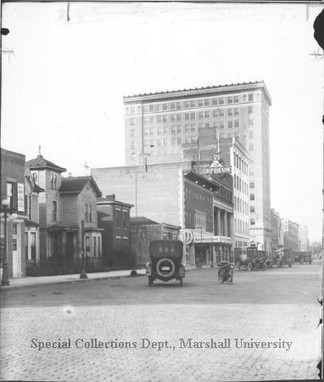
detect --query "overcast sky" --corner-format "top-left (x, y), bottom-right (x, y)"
top-left (1, 2), bottom-right (323, 241)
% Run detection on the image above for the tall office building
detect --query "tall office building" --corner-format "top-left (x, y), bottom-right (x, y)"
top-left (124, 81), bottom-right (272, 252)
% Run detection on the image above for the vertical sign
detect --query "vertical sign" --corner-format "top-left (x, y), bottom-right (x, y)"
top-left (17, 183), bottom-right (25, 212)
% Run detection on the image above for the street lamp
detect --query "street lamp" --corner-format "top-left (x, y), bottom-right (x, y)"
top-left (1, 199), bottom-right (17, 286)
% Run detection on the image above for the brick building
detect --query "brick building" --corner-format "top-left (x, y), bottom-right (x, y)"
top-left (97, 194), bottom-right (133, 269)
top-left (1, 148), bottom-right (42, 278)
top-left (92, 159), bottom-right (233, 266)
top-left (123, 81), bottom-right (272, 254)
top-left (130, 217), bottom-right (180, 266)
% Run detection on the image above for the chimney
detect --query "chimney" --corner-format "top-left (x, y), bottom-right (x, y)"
top-left (106, 194), bottom-right (115, 201)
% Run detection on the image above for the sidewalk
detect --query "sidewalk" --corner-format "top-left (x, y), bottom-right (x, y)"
top-left (0, 264), bottom-right (207, 290)
top-left (0, 269), bottom-right (147, 289)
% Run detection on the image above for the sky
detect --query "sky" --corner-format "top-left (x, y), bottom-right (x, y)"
top-left (1, 2), bottom-right (323, 241)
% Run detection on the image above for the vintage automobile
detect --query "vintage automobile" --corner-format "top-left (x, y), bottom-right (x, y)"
top-left (293, 250), bottom-right (312, 265)
top-left (271, 248), bottom-right (293, 268)
top-left (235, 246), bottom-right (270, 271)
top-left (146, 240), bottom-right (185, 286)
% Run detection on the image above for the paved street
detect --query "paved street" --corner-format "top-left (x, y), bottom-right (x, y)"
top-left (0, 261), bottom-right (322, 381)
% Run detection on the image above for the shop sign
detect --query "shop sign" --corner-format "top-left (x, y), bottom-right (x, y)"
top-left (179, 229), bottom-right (194, 245)
top-left (195, 235), bottom-right (232, 244)
top-left (17, 183), bottom-right (25, 212)
top-left (197, 152), bottom-right (231, 176)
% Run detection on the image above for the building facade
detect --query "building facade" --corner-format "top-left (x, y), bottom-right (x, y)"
top-left (298, 225), bottom-right (309, 251)
top-left (130, 217), bottom-right (180, 266)
top-left (282, 219), bottom-right (299, 250)
top-left (271, 209), bottom-right (282, 251)
top-left (123, 81), bottom-right (272, 254)
top-left (1, 149), bottom-right (27, 278)
top-left (97, 194), bottom-right (133, 269)
top-left (92, 160), bottom-right (233, 266)
top-left (26, 153), bottom-right (103, 275)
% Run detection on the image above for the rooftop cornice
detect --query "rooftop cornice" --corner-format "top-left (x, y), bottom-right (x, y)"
top-left (124, 81), bottom-right (272, 106)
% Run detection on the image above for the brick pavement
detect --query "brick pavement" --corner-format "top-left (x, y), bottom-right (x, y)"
top-left (0, 263), bottom-right (321, 381)
top-left (0, 303), bottom-right (320, 381)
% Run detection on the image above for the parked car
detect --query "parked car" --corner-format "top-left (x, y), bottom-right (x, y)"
top-left (235, 246), bottom-right (271, 271)
top-left (272, 248), bottom-right (293, 268)
top-left (293, 250), bottom-right (312, 264)
top-left (146, 240), bottom-right (185, 286)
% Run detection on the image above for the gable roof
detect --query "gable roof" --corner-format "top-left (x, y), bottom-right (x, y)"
top-left (60, 176), bottom-right (102, 197)
top-left (130, 216), bottom-right (159, 226)
top-left (26, 155), bottom-right (66, 173)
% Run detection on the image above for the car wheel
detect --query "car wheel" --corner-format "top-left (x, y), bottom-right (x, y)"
top-left (247, 262), bottom-right (253, 272)
top-left (156, 258), bottom-right (175, 278)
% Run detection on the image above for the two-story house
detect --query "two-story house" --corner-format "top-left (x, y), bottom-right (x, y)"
top-left (26, 153), bottom-right (103, 275)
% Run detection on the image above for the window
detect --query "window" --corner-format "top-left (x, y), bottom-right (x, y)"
top-left (176, 102), bottom-right (181, 110)
top-left (228, 109), bottom-right (233, 116)
top-left (191, 124), bottom-right (196, 131)
top-left (158, 127), bottom-right (163, 135)
top-left (204, 99), bottom-right (209, 106)
top-left (213, 109), bottom-right (219, 117)
top-left (93, 237), bottom-right (97, 257)
top-left (204, 111), bottom-right (210, 118)
top-left (170, 102), bottom-right (175, 110)
top-left (52, 201), bottom-right (57, 222)
top-left (177, 137), bottom-right (182, 145)
top-left (171, 126), bottom-right (176, 134)
top-left (184, 101), bottom-right (189, 108)
top-left (248, 106), bottom-right (253, 114)
top-left (234, 108), bottom-right (239, 116)
top-left (130, 141), bottom-right (135, 150)
top-left (198, 99), bottom-right (203, 107)
top-left (176, 114), bottom-right (181, 122)
top-left (220, 122), bottom-right (225, 129)
top-left (249, 130), bottom-right (254, 138)
top-left (115, 209), bottom-right (121, 227)
top-left (198, 112), bottom-right (204, 119)
top-left (172, 137), bottom-right (177, 145)
top-left (130, 130), bottom-right (135, 138)
top-left (85, 203), bottom-right (88, 222)
top-left (250, 206), bottom-right (255, 213)
top-left (250, 194), bottom-right (255, 201)
top-left (177, 125), bottom-right (182, 133)
top-left (144, 128), bottom-right (149, 137)
top-left (157, 115), bottom-right (162, 123)
top-left (249, 119), bottom-right (253, 126)
top-left (185, 113), bottom-right (190, 121)
top-left (163, 138), bottom-right (167, 146)
top-left (50, 173), bottom-right (58, 189)
top-left (32, 172), bottom-right (38, 185)
top-left (130, 118), bottom-right (136, 126)
top-left (7, 182), bottom-right (17, 212)
top-left (228, 121), bottom-right (233, 129)
top-left (162, 115), bottom-right (168, 123)
top-left (248, 93), bottom-right (254, 101)
top-left (171, 114), bottom-right (176, 122)
top-left (162, 103), bottom-right (168, 111)
top-left (250, 218), bottom-right (255, 226)
top-left (234, 120), bottom-right (240, 128)
top-left (190, 100), bottom-right (196, 108)
top-left (89, 205), bottom-right (92, 222)
top-left (149, 105), bottom-right (154, 112)
top-left (212, 98), bottom-right (218, 105)
top-left (149, 116), bottom-right (154, 123)
top-left (227, 97), bottom-right (233, 104)
top-left (250, 182), bottom-right (255, 189)
top-left (190, 113), bottom-right (195, 120)
top-left (234, 96), bottom-right (239, 103)
top-left (98, 236), bottom-right (101, 257)
top-left (219, 109), bottom-right (225, 116)
top-left (185, 124), bottom-right (190, 132)
top-left (219, 98), bottom-right (224, 105)
top-left (249, 143), bottom-right (254, 152)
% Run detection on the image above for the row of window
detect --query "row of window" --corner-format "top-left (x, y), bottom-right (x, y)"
top-left (126, 93), bottom-right (255, 114)
top-left (234, 197), bottom-right (249, 215)
top-left (85, 235), bottom-right (102, 258)
top-left (234, 218), bottom-right (249, 236)
top-left (185, 187), bottom-right (213, 205)
top-left (233, 175), bottom-right (249, 195)
top-left (32, 171), bottom-right (58, 190)
top-left (234, 153), bottom-right (248, 175)
top-left (129, 107), bottom-right (253, 125)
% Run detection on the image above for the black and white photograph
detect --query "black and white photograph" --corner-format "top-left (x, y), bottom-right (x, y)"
top-left (1, 1), bottom-right (323, 380)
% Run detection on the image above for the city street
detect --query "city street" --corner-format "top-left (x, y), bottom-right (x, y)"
top-left (1, 261), bottom-right (322, 381)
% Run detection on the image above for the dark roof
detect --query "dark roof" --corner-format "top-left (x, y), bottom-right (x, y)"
top-left (60, 176), bottom-right (102, 197)
top-left (130, 216), bottom-right (159, 226)
top-left (26, 155), bottom-right (66, 173)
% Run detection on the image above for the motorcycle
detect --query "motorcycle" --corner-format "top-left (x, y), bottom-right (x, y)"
top-left (218, 262), bottom-right (234, 284)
